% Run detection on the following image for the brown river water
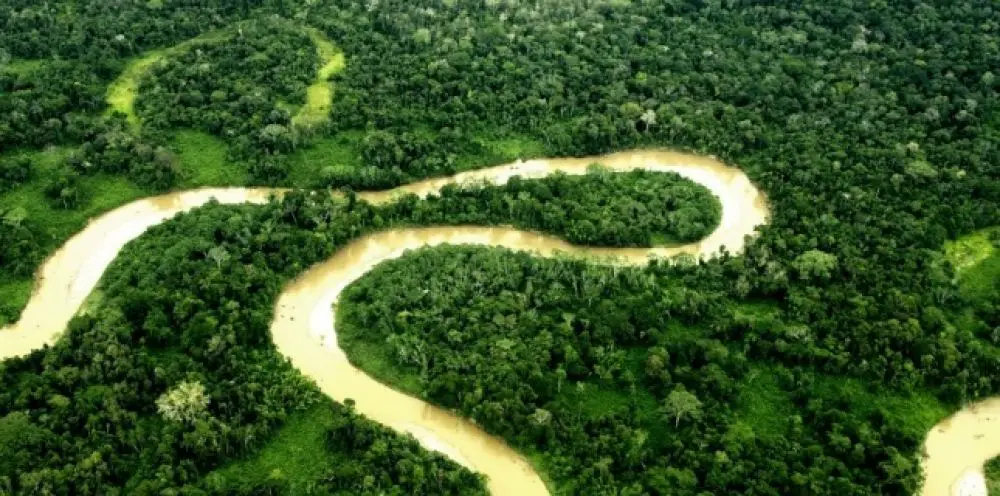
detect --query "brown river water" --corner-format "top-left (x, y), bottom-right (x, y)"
top-left (0, 150), bottom-right (979, 495)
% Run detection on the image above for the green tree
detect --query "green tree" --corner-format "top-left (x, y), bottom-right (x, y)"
top-left (792, 249), bottom-right (839, 280)
top-left (662, 387), bottom-right (703, 427)
top-left (157, 381), bottom-right (210, 424)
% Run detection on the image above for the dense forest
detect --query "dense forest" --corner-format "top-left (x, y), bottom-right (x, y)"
top-left (0, 196), bottom-right (494, 494)
top-left (337, 245), bottom-right (934, 494)
top-left (134, 18), bottom-right (318, 184)
top-left (0, 0), bottom-right (999, 494)
top-left (412, 168), bottom-right (722, 246)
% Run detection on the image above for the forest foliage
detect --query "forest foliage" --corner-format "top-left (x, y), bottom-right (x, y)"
top-left (135, 17), bottom-right (317, 184)
top-left (412, 168), bottom-right (721, 246)
top-left (337, 245), bottom-right (933, 494)
top-left (0, 0), bottom-right (998, 494)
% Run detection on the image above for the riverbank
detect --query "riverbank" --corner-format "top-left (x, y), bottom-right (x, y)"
top-left (0, 151), bottom-right (766, 494)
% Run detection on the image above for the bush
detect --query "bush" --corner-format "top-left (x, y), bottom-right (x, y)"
top-left (0, 156), bottom-right (32, 191)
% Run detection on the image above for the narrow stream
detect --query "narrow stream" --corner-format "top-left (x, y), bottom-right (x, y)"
top-left (1, 150), bottom-right (974, 495)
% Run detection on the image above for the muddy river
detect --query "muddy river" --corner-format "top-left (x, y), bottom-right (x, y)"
top-left (3, 150), bottom-right (972, 495)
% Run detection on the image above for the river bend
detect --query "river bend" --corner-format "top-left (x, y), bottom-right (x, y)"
top-left (0, 150), bottom-right (974, 495)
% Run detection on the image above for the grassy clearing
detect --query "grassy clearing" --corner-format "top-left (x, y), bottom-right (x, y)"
top-left (0, 147), bottom-right (148, 238)
top-left (77, 290), bottom-right (105, 318)
top-left (105, 22), bottom-right (342, 130)
top-left (523, 451), bottom-right (563, 495)
top-left (292, 27), bottom-right (346, 129)
top-left (942, 228), bottom-right (999, 339)
top-left (456, 133), bottom-right (548, 172)
top-left (1, 59), bottom-right (45, 75)
top-left (815, 375), bottom-right (947, 439)
top-left (958, 242), bottom-right (1000, 304)
top-left (0, 279), bottom-right (32, 324)
top-left (733, 300), bottom-right (782, 321)
top-left (105, 50), bottom-right (167, 126)
top-left (654, 318), bottom-right (709, 347)
top-left (207, 402), bottom-right (337, 491)
top-left (554, 351), bottom-right (657, 421)
top-left (0, 130), bottom-right (247, 325)
top-left (170, 130), bottom-right (248, 186)
top-left (286, 131), bottom-right (365, 187)
top-left (284, 131), bottom-right (546, 188)
top-left (735, 366), bottom-right (948, 447)
top-left (734, 366), bottom-right (796, 441)
top-left (945, 228), bottom-right (999, 274)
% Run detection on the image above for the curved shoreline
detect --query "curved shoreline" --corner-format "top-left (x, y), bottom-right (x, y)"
top-left (1, 150), bottom-right (767, 493)
top-left (0, 151), bottom-right (764, 358)
top-left (920, 397), bottom-right (1000, 496)
top-left (1, 149), bottom-right (991, 494)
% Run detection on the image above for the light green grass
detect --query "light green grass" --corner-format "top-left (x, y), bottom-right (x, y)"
top-left (654, 319), bottom-right (708, 347)
top-left (733, 300), bottom-right (782, 321)
top-left (944, 227), bottom-right (1000, 303)
top-left (106, 23), bottom-right (343, 130)
top-left (524, 451), bottom-right (562, 495)
top-left (478, 134), bottom-right (548, 159)
top-left (1, 59), bottom-right (45, 75)
top-left (0, 147), bottom-right (147, 325)
top-left (455, 133), bottom-right (548, 171)
top-left (4, 170), bottom-right (145, 240)
top-left (0, 279), bottom-right (33, 323)
top-left (77, 290), bottom-right (105, 318)
top-left (959, 244), bottom-right (1000, 304)
top-left (207, 403), bottom-right (337, 491)
top-left (171, 130), bottom-right (248, 186)
top-left (555, 382), bottom-right (630, 416)
top-left (945, 228), bottom-right (998, 273)
top-left (292, 27), bottom-right (346, 129)
top-left (736, 366), bottom-right (948, 444)
top-left (105, 50), bottom-right (167, 127)
top-left (817, 375), bottom-right (947, 438)
top-left (555, 379), bottom-right (657, 421)
top-left (286, 131), bottom-right (365, 187)
top-left (735, 366), bottom-right (797, 441)
top-left (275, 100), bottom-right (301, 116)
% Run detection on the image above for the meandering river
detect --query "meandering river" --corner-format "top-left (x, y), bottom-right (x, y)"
top-left (0, 150), bottom-right (982, 495)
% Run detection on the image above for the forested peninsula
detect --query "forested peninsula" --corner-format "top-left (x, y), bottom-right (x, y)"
top-left (1, 1), bottom-right (999, 495)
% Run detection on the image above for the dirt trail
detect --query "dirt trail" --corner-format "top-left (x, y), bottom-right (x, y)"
top-left (0, 150), bottom-right (770, 494)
